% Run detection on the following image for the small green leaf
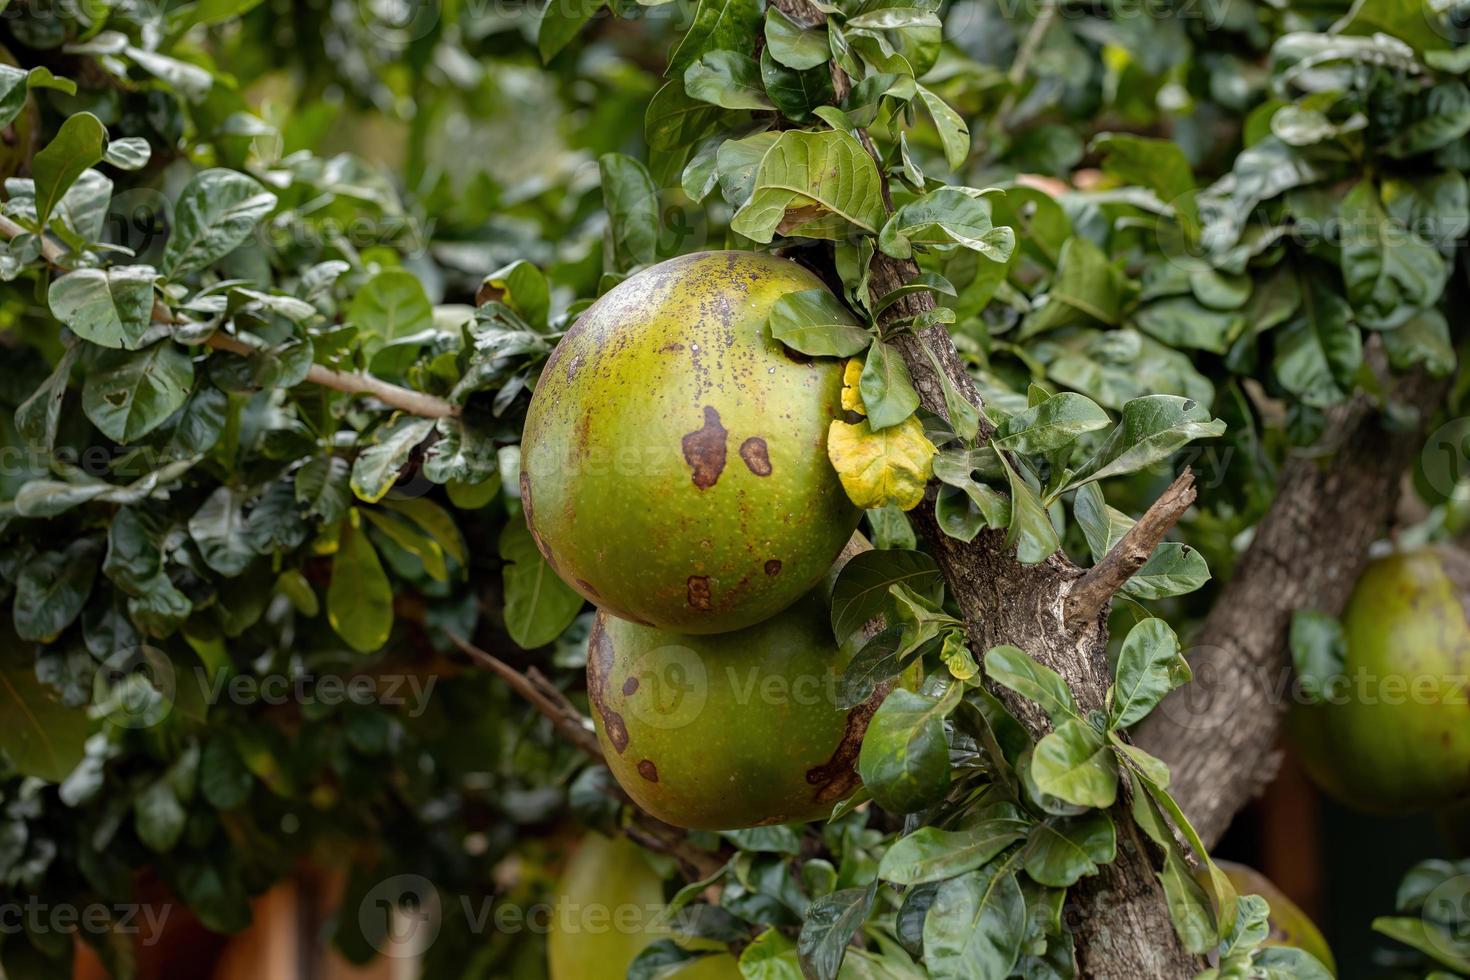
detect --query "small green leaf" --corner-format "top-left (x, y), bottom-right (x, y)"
top-left (984, 646), bottom-right (1079, 724)
top-left (1031, 718), bottom-right (1118, 808)
top-left (768, 288), bottom-right (871, 357)
top-left (348, 268), bottom-right (434, 342)
top-left (537, 0), bottom-right (606, 62)
top-left (730, 129), bottom-right (886, 243)
top-left (1022, 811), bottom-right (1116, 887)
top-left (879, 818), bottom-right (1030, 885)
top-left (765, 7), bottom-right (829, 70)
top-left (33, 112), bottom-right (108, 229)
top-left (82, 342), bottom-right (195, 443)
top-left (328, 510), bottom-right (394, 654)
top-left (499, 519), bottom-right (584, 649)
top-left (1068, 395), bottom-right (1225, 488)
top-left (684, 50), bottom-right (771, 109)
top-left (1108, 618), bottom-right (1190, 730)
top-left (350, 416), bottom-right (436, 504)
top-left (48, 266), bottom-right (157, 350)
top-left (994, 392), bottom-right (1110, 454)
top-left (916, 85), bottom-right (971, 170)
top-left (161, 168), bottom-right (277, 278)
top-left (922, 866), bottom-right (1027, 980)
top-left (857, 685), bottom-right (957, 814)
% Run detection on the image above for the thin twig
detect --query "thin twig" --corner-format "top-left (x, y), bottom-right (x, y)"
top-left (996, 2), bottom-right (1060, 124)
top-left (0, 214), bottom-right (459, 419)
top-left (445, 630), bottom-right (728, 880)
top-left (1065, 469), bottom-right (1198, 628)
top-left (444, 630), bottom-right (605, 760)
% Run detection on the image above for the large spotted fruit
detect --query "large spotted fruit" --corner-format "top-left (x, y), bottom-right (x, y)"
top-left (586, 588), bottom-right (874, 830)
top-left (520, 250), bottom-right (859, 634)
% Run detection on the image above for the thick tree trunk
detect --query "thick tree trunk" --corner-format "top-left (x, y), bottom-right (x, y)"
top-left (1135, 357), bottom-right (1449, 847)
top-left (874, 256), bottom-right (1204, 978)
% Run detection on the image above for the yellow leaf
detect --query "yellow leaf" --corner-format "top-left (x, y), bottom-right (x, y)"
top-left (841, 357), bottom-right (866, 415)
top-left (827, 415), bottom-right (936, 511)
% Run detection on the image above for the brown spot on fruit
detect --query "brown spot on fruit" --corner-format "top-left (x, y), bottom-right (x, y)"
top-left (765, 559), bottom-right (782, 577)
top-left (739, 437), bottom-right (773, 476)
top-left (622, 676), bottom-right (639, 696)
top-left (574, 578), bottom-right (601, 598)
top-left (660, 342), bottom-right (685, 353)
top-left (806, 684), bottom-right (888, 804)
top-left (681, 405), bottom-right (728, 490)
top-left (637, 759), bottom-right (659, 782)
top-left (586, 616), bottom-right (629, 754)
top-left (687, 575), bottom-right (713, 611)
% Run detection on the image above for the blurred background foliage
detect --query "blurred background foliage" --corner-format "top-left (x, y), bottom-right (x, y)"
top-left (0, 0), bottom-right (1464, 976)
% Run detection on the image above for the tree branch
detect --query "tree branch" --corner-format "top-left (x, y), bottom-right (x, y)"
top-left (444, 630), bottom-right (727, 880)
top-left (445, 630), bottom-right (604, 760)
top-left (0, 215), bottom-right (459, 419)
top-left (1065, 468), bottom-right (1197, 628)
top-left (1136, 355), bottom-right (1450, 847)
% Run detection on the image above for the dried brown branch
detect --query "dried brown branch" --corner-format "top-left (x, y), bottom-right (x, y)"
top-left (0, 215), bottom-right (459, 420)
top-left (1065, 468), bottom-right (1198, 628)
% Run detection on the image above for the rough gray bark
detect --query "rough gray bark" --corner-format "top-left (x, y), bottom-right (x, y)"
top-left (1135, 359), bottom-right (1450, 848)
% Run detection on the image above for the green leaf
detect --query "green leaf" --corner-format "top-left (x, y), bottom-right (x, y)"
top-left (1072, 482), bottom-right (1132, 562)
top-left (994, 392), bottom-right (1109, 454)
top-left (1372, 917), bottom-right (1470, 973)
top-left (1131, 297), bottom-right (1244, 354)
top-left (983, 645), bottom-right (1078, 724)
top-left (1091, 133), bottom-right (1198, 232)
top-left (879, 187), bottom-right (1014, 261)
top-left (667, 0), bottom-right (762, 77)
top-left (161, 169), bottom-right (277, 279)
top-left (1384, 82), bottom-right (1470, 159)
top-left (0, 643), bottom-right (89, 782)
top-left (134, 778), bottom-right (186, 852)
top-left (102, 136), bottom-right (151, 170)
top-left (1123, 543), bottom-right (1211, 601)
top-left (499, 518), bottom-right (584, 649)
top-left (1339, 179), bottom-right (1448, 328)
top-left (1000, 454), bottom-right (1059, 564)
top-left (922, 866), bottom-right (1027, 980)
top-left (1158, 847), bottom-right (1219, 954)
top-left (82, 342), bottom-right (195, 443)
top-left (48, 266), bottom-right (157, 350)
top-left (381, 497), bottom-right (467, 568)
top-left (759, 47), bottom-right (834, 122)
top-left (684, 50), bottom-right (771, 109)
top-left (765, 7), bottom-right (829, 69)
top-left (348, 268), bottom-right (434, 342)
top-left (598, 152), bottom-right (660, 272)
top-left (480, 260), bottom-right (550, 329)
top-left (33, 112), bottom-right (108, 230)
top-left (1289, 609), bottom-right (1346, 705)
top-left (296, 455), bottom-right (352, 523)
top-left (739, 928), bottom-right (804, 980)
top-left (1108, 618), bottom-right (1190, 730)
top-left (15, 345), bottom-right (80, 454)
top-left (14, 540), bottom-right (99, 642)
top-left (200, 736), bottom-right (253, 810)
top-left (915, 85), bottom-right (970, 170)
top-left (1273, 273), bottom-right (1360, 408)
top-left (189, 486), bottom-right (255, 577)
top-left (1068, 395), bottom-right (1225, 488)
top-left (767, 288), bottom-right (871, 357)
top-left (879, 818), bottom-right (1030, 885)
top-left (328, 510), bottom-right (393, 654)
top-left (1022, 811), bottom-right (1116, 887)
top-left (797, 884), bottom-right (876, 980)
top-left (538, 0), bottom-right (606, 62)
top-left (857, 685), bottom-right (957, 813)
top-left (1383, 308), bottom-right (1456, 378)
top-left (730, 129), bottom-right (886, 243)
top-left (859, 340), bottom-right (920, 430)
top-left (830, 548), bottom-right (942, 645)
top-left (350, 416), bottom-right (436, 504)
top-left (934, 479), bottom-right (1008, 542)
top-left (1031, 718), bottom-right (1118, 808)
top-left (1019, 236), bottom-right (1126, 336)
